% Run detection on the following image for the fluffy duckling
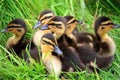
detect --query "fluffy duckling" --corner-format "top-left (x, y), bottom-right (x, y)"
top-left (40, 33), bottom-right (63, 77)
top-left (41, 16), bottom-right (85, 72)
top-left (33, 10), bottom-right (55, 48)
top-left (64, 16), bottom-right (120, 69)
top-left (1, 18), bottom-right (40, 62)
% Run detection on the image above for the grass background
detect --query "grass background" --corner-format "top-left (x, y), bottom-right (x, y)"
top-left (0, 0), bottom-right (120, 80)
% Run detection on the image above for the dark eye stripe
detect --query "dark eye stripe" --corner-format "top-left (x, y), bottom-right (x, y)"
top-left (41, 16), bottom-right (53, 21)
top-left (68, 20), bottom-right (77, 24)
top-left (49, 23), bottom-right (61, 26)
top-left (43, 40), bottom-right (55, 47)
top-left (49, 23), bottom-right (62, 29)
top-left (100, 23), bottom-right (113, 26)
top-left (17, 29), bottom-right (22, 32)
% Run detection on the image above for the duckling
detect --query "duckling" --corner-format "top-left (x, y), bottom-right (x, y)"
top-left (40, 33), bottom-right (63, 77)
top-left (33, 10), bottom-right (55, 48)
top-left (41, 16), bottom-right (85, 72)
top-left (1, 18), bottom-right (40, 62)
top-left (64, 16), bottom-right (120, 69)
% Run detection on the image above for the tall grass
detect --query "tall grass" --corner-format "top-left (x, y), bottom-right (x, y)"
top-left (0, 0), bottom-right (120, 79)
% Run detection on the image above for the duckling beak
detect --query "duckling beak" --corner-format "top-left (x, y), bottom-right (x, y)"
top-left (113, 24), bottom-right (120, 28)
top-left (77, 20), bottom-right (83, 25)
top-left (54, 46), bottom-right (63, 56)
top-left (33, 21), bottom-right (41, 29)
top-left (0, 27), bottom-right (8, 33)
top-left (40, 24), bottom-right (48, 30)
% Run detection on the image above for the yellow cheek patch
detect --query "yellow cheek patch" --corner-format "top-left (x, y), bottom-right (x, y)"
top-left (8, 28), bottom-right (25, 37)
top-left (41, 44), bottom-right (54, 54)
top-left (98, 25), bottom-right (113, 38)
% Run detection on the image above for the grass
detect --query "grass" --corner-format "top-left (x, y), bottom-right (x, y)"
top-left (0, 0), bottom-right (120, 79)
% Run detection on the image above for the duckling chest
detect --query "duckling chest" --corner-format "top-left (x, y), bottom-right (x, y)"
top-left (42, 55), bottom-right (62, 76)
top-left (6, 36), bottom-right (21, 48)
top-left (100, 36), bottom-right (116, 57)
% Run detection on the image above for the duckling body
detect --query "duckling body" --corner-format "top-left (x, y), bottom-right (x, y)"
top-left (2, 18), bottom-right (40, 62)
top-left (64, 16), bottom-right (119, 69)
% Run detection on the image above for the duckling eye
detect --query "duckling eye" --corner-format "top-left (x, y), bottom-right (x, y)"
top-left (52, 31), bottom-right (54, 34)
top-left (101, 27), bottom-right (105, 30)
top-left (8, 29), bottom-right (12, 31)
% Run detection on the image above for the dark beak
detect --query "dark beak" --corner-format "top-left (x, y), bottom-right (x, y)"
top-left (77, 20), bottom-right (83, 25)
top-left (40, 24), bottom-right (49, 30)
top-left (0, 27), bottom-right (8, 33)
top-left (33, 21), bottom-right (41, 29)
top-left (53, 46), bottom-right (63, 56)
top-left (113, 24), bottom-right (120, 28)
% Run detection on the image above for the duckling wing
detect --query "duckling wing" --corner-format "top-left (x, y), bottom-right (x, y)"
top-left (18, 46), bottom-right (40, 62)
top-left (75, 32), bottom-right (97, 43)
top-left (21, 40), bottom-right (35, 49)
top-left (76, 45), bottom-right (114, 70)
top-left (17, 40), bottom-right (41, 62)
top-left (60, 46), bottom-right (85, 71)
top-left (76, 45), bottom-right (97, 64)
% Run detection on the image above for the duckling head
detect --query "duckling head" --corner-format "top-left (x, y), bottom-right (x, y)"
top-left (1, 18), bottom-right (26, 37)
top-left (41, 16), bottom-right (66, 40)
top-left (34, 10), bottom-right (55, 29)
top-left (94, 16), bottom-right (120, 40)
top-left (64, 16), bottom-right (82, 35)
top-left (40, 33), bottom-right (63, 56)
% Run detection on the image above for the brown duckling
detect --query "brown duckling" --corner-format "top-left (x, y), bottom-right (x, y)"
top-left (1, 18), bottom-right (40, 62)
top-left (64, 16), bottom-right (120, 70)
top-left (33, 10), bottom-right (55, 48)
top-left (41, 16), bottom-right (85, 72)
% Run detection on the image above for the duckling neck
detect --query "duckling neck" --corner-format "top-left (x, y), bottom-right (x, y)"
top-left (99, 34), bottom-right (116, 57)
top-left (6, 34), bottom-right (24, 48)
